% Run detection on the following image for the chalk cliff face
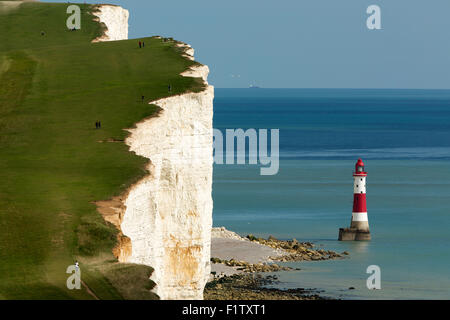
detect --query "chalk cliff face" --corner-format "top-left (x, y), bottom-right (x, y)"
top-left (92, 7), bottom-right (214, 300)
top-left (121, 63), bottom-right (214, 299)
top-left (92, 5), bottom-right (129, 42)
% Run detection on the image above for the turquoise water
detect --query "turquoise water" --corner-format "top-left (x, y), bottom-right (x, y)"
top-left (212, 89), bottom-right (450, 299)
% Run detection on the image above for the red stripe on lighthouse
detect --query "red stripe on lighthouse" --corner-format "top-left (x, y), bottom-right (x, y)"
top-left (353, 193), bottom-right (367, 213)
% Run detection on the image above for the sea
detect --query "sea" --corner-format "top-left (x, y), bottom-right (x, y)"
top-left (212, 88), bottom-right (450, 300)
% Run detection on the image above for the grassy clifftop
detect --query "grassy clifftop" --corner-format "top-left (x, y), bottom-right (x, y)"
top-left (0, 1), bottom-right (204, 299)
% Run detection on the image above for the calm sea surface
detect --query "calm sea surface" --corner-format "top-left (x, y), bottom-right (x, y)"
top-left (212, 88), bottom-right (450, 299)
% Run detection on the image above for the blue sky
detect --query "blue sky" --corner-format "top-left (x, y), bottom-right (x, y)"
top-left (44, 0), bottom-right (450, 89)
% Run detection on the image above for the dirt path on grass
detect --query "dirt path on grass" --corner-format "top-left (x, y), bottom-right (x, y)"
top-left (81, 280), bottom-right (100, 300)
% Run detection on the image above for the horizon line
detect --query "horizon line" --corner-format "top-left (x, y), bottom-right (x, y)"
top-left (214, 87), bottom-right (450, 90)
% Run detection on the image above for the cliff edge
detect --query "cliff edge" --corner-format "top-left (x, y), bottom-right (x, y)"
top-left (92, 4), bottom-right (129, 42)
top-left (93, 5), bottom-right (214, 300)
top-left (121, 61), bottom-right (214, 300)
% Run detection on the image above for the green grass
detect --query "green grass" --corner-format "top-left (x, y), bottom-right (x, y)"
top-left (0, 1), bottom-right (204, 299)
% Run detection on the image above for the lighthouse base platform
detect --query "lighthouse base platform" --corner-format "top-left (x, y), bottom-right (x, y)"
top-left (338, 228), bottom-right (371, 241)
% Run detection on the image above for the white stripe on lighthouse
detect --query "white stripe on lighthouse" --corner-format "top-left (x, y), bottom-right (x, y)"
top-left (352, 212), bottom-right (368, 221)
top-left (353, 176), bottom-right (366, 194)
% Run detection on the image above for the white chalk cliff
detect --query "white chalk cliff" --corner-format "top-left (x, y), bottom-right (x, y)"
top-left (122, 70), bottom-right (213, 300)
top-left (92, 4), bottom-right (129, 42)
top-left (93, 5), bottom-right (214, 300)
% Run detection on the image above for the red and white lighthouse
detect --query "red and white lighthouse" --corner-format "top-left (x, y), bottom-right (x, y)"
top-left (339, 158), bottom-right (371, 241)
